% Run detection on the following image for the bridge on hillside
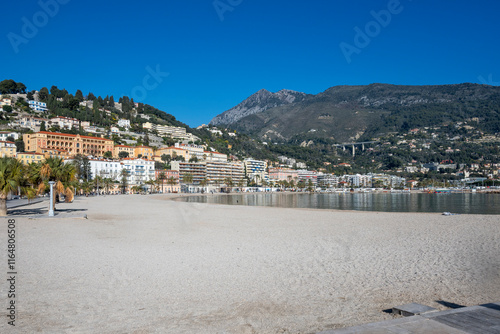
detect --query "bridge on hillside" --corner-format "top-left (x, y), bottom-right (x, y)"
top-left (333, 141), bottom-right (380, 156)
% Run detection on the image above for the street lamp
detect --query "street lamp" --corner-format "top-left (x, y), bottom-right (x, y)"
top-left (48, 181), bottom-right (55, 217)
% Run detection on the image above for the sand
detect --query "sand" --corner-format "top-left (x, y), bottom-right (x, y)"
top-left (1, 194), bottom-right (499, 333)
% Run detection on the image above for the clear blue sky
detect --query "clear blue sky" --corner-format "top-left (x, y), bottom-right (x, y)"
top-left (3, 0), bottom-right (499, 127)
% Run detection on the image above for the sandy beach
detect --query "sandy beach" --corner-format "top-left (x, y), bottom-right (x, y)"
top-left (1, 194), bottom-right (499, 333)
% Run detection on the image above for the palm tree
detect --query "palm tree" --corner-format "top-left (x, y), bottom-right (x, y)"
top-left (182, 173), bottom-right (193, 185)
top-left (103, 178), bottom-right (114, 194)
top-left (158, 171), bottom-right (167, 193)
top-left (0, 157), bottom-right (23, 216)
top-left (36, 157), bottom-right (77, 210)
top-left (167, 176), bottom-right (177, 192)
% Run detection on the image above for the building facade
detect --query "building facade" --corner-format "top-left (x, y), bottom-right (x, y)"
top-left (0, 141), bottom-right (16, 157)
top-left (23, 131), bottom-right (114, 157)
top-left (28, 100), bottom-right (48, 112)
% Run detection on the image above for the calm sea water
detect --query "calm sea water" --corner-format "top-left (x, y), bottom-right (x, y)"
top-left (177, 192), bottom-right (500, 214)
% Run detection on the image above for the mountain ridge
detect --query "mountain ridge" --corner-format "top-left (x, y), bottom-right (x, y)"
top-left (211, 83), bottom-right (500, 143)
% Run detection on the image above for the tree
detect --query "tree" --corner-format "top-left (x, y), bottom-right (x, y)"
top-left (0, 79), bottom-right (25, 94)
top-left (40, 121), bottom-right (46, 131)
top-left (120, 169), bottom-right (128, 194)
top-left (38, 87), bottom-right (49, 102)
top-left (182, 173), bottom-right (193, 185)
top-left (103, 151), bottom-right (113, 159)
top-left (14, 140), bottom-right (24, 153)
top-left (167, 176), bottom-right (177, 191)
top-left (75, 89), bottom-right (84, 102)
top-left (36, 157), bottom-right (77, 210)
top-left (87, 92), bottom-right (96, 101)
top-left (158, 172), bottom-right (166, 193)
top-left (189, 156), bottom-right (199, 162)
top-left (27, 91), bottom-right (34, 101)
top-left (118, 151), bottom-right (129, 159)
top-left (2, 105), bottom-right (12, 113)
top-left (0, 157), bottom-right (23, 216)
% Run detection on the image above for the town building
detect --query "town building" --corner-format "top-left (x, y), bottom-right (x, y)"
top-left (244, 158), bottom-right (268, 185)
top-left (17, 152), bottom-right (44, 165)
top-left (317, 173), bottom-right (339, 188)
top-left (14, 116), bottom-right (48, 132)
top-left (48, 116), bottom-right (79, 130)
top-left (88, 159), bottom-right (124, 182)
top-left (204, 150), bottom-right (227, 162)
top-left (23, 131), bottom-right (114, 157)
top-left (122, 158), bottom-right (155, 188)
top-left (170, 161), bottom-right (206, 185)
top-left (0, 141), bottom-right (17, 157)
top-left (118, 119), bottom-right (131, 129)
top-left (0, 131), bottom-right (19, 141)
top-left (205, 161), bottom-right (245, 186)
top-left (113, 145), bottom-right (136, 158)
top-left (28, 100), bottom-right (48, 112)
top-left (134, 146), bottom-right (154, 160)
top-left (297, 169), bottom-right (318, 186)
top-left (155, 169), bottom-right (180, 192)
top-left (268, 168), bottom-right (299, 183)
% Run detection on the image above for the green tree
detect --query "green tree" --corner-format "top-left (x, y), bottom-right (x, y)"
top-left (36, 157), bottom-right (77, 210)
top-left (40, 121), bottom-right (46, 131)
top-left (182, 173), bottom-right (193, 185)
top-left (14, 140), bottom-right (24, 153)
top-left (38, 87), bottom-right (49, 102)
top-left (103, 151), bottom-right (113, 159)
top-left (118, 151), bottom-right (129, 159)
top-left (2, 105), bottom-right (12, 113)
top-left (120, 169), bottom-right (128, 194)
top-left (75, 89), bottom-right (84, 102)
top-left (0, 157), bottom-right (23, 216)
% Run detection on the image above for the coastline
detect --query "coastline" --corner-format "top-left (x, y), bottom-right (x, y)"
top-left (2, 194), bottom-right (499, 333)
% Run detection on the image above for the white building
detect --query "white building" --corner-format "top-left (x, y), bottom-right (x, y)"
top-left (244, 158), bottom-right (268, 185)
top-left (204, 150), bottom-right (227, 162)
top-left (28, 100), bottom-right (48, 112)
top-left (297, 169), bottom-right (318, 186)
top-left (122, 158), bottom-right (155, 187)
top-left (89, 159), bottom-right (124, 182)
top-left (48, 116), bottom-right (79, 130)
top-left (0, 131), bottom-right (20, 141)
top-left (118, 119), bottom-right (131, 129)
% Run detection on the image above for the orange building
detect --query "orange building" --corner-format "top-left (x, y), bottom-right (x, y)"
top-left (17, 152), bottom-right (44, 164)
top-left (23, 131), bottom-right (114, 157)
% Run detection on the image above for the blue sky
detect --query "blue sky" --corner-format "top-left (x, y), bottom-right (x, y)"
top-left (2, 0), bottom-right (500, 127)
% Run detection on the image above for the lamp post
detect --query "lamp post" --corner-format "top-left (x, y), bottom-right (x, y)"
top-left (48, 181), bottom-right (55, 217)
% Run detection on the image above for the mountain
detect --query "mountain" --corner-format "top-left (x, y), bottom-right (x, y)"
top-left (215, 83), bottom-right (500, 143)
top-left (209, 89), bottom-right (311, 126)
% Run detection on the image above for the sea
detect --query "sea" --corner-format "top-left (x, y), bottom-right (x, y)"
top-left (176, 192), bottom-right (500, 215)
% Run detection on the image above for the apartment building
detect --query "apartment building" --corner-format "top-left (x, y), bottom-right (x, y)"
top-left (28, 100), bottom-right (48, 112)
top-left (175, 143), bottom-right (205, 160)
top-left (170, 161), bottom-right (206, 185)
top-left (0, 131), bottom-right (19, 141)
top-left (155, 169), bottom-right (180, 192)
top-left (204, 150), bottom-right (227, 162)
top-left (23, 131), bottom-right (114, 157)
top-left (155, 146), bottom-right (191, 160)
top-left (206, 161), bottom-right (245, 185)
top-left (297, 169), bottom-right (318, 186)
top-left (15, 116), bottom-right (48, 132)
top-left (48, 116), bottom-right (79, 130)
top-left (268, 168), bottom-right (299, 182)
top-left (17, 152), bottom-right (44, 164)
top-left (122, 158), bottom-right (155, 187)
top-left (89, 159), bottom-right (124, 182)
top-left (113, 145), bottom-right (136, 158)
top-left (134, 146), bottom-right (154, 160)
top-left (244, 158), bottom-right (268, 185)
top-left (0, 141), bottom-right (16, 157)
top-left (118, 119), bottom-right (131, 129)
top-left (317, 173), bottom-right (339, 188)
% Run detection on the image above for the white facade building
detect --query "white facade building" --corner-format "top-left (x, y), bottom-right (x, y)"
top-left (118, 119), bottom-right (131, 129)
top-left (89, 159), bottom-right (124, 182)
top-left (122, 158), bottom-right (155, 186)
top-left (244, 158), bottom-right (268, 185)
top-left (28, 100), bottom-right (48, 112)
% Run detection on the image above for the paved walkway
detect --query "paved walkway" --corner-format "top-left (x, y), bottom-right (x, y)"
top-left (318, 302), bottom-right (500, 333)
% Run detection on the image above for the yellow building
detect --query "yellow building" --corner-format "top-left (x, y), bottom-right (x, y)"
top-left (0, 141), bottom-right (17, 157)
top-left (155, 146), bottom-right (191, 160)
top-left (134, 146), bottom-right (154, 160)
top-left (17, 152), bottom-right (44, 164)
top-left (113, 145), bottom-right (136, 158)
top-left (23, 131), bottom-right (114, 157)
